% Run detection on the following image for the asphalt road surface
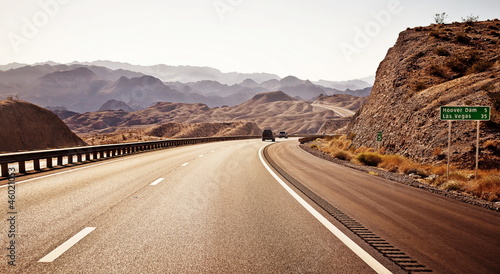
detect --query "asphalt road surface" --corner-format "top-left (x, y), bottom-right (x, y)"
top-left (1, 138), bottom-right (498, 273)
top-left (312, 103), bottom-right (356, 117)
top-left (268, 140), bottom-right (500, 273)
top-left (1, 139), bottom-right (385, 273)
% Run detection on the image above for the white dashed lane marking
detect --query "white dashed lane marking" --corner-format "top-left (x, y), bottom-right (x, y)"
top-left (150, 178), bottom-right (165, 186)
top-left (39, 227), bottom-right (96, 263)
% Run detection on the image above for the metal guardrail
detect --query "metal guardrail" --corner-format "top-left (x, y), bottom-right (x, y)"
top-left (0, 136), bottom-right (259, 178)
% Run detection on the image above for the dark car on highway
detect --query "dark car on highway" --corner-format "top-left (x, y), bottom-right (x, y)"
top-left (262, 129), bottom-right (275, 142)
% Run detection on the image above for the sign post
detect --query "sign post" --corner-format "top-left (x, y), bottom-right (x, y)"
top-left (376, 131), bottom-right (382, 152)
top-left (439, 106), bottom-right (491, 179)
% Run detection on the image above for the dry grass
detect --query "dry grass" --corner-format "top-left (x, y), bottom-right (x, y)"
top-left (379, 154), bottom-right (408, 172)
top-left (357, 152), bottom-right (383, 166)
top-left (331, 150), bottom-right (353, 161)
top-left (310, 135), bottom-right (500, 202)
top-left (354, 146), bottom-right (375, 154)
top-left (466, 173), bottom-right (500, 201)
top-left (430, 165), bottom-right (449, 176)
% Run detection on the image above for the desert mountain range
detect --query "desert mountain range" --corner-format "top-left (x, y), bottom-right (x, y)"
top-left (348, 20), bottom-right (500, 168)
top-left (0, 60), bottom-right (374, 88)
top-left (65, 91), bottom-right (342, 135)
top-left (0, 62), bottom-right (372, 112)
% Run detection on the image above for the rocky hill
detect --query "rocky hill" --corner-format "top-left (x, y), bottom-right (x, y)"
top-left (0, 100), bottom-right (86, 152)
top-left (314, 94), bottom-right (367, 111)
top-left (348, 20), bottom-right (500, 168)
top-left (98, 99), bottom-right (135, 112)
top-left (65, 91), bottom-right (339, 135)
top-left (210, 91), bottom-right (338, 133)
top-left (144, 122), bottom-right (261, 138)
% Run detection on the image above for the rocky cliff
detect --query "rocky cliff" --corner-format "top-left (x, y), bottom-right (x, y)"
top-left (348, 20), bottom-right (500, 169)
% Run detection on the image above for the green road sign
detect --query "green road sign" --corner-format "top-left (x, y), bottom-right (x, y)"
top-left (376, 131), bottom-right (382, 142)
top-left (440, 106), bottom-right (490, 121)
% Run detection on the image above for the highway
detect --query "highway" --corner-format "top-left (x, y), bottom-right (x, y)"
top-left (312, 103), bottom-right (356, 117)
top-left (1, 138), bottom-right (498, 273)
top-left (268, 140), bottom-right (500, 273)
top-left (1, 139), bottom-right (385, 273)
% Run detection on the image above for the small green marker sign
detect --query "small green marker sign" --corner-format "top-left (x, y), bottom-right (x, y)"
top-left (376, 131), bottom-right (382, 142)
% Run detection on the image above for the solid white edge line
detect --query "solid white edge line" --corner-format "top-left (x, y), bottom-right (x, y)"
top-left (258, 145), bottom-right (392, 274)
top-left (38, 227), bottom-right (96, 263)
top-left (150, 178), bottom-right (165, 186)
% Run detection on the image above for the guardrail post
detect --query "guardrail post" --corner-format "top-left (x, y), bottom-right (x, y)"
top-left (33, 159), bottom-right (41, 171)
top-left (68, 155), bottom-right (74, 164)
top-left (57, 156), bottom-right (63, 166)
top-left (77, 154), bottom-right (83, 163)
top-left (46, 157), bottom-right (53, 168)
top-left (19, 161), bottom-right (26, 173)
top-left (1, 163), bottom-right (8, 177)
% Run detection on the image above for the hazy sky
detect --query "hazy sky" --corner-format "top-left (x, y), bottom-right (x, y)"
top-left (1, 0), bottom-right (499, 81)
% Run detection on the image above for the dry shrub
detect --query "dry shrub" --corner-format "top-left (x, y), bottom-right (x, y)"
top-left (467, 174), bottom-right (500, 201)
top-left (449, 170), bottom-right (470, 181)
top-left (322, 135), bottom-right (334, 141)
top-left (357, 152), bottom-right (383, 166)
top-left (331, 150), bottom-right (353, 161)
top-left (327, 135), bottom-right (352, 151)
top-left (380, 154), bottom-right (407, 172)
top-left (355, 146), bottom-right (374, 154)
top-left (430, 165), bottom-right (449, 176)
top-left (441, 180), bottom-right (466, 191)
top-left (397, 158), bottom-right (428, 177)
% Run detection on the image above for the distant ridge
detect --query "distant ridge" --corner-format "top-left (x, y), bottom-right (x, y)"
top-left (250, 91), bottom-right (295, 103)
top-left (99, 99), bottom-right (135, 112)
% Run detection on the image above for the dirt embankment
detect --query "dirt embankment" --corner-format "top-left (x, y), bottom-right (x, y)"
top-left (0, 99), bottom-right (86, 152)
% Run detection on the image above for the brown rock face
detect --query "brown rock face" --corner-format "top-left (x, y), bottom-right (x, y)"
top-left (348, 21), bottom-right (500, 168)
top-left (144, 121), bottom-right (261, 138)
top-left (0, 100), bottom-right (87, 152)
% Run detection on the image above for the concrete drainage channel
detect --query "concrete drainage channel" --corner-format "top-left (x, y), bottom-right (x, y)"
top-left (262, 145), bottom-right (432, 273)
top-left (0, 136), bottom-right (259, 181)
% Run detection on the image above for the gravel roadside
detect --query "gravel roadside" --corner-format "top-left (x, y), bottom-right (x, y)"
top-left (300, 144), bottom-right (500, 212)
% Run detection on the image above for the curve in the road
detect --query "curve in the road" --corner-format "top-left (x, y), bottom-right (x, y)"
top-left (262, 144), bottom-right (431, 273)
